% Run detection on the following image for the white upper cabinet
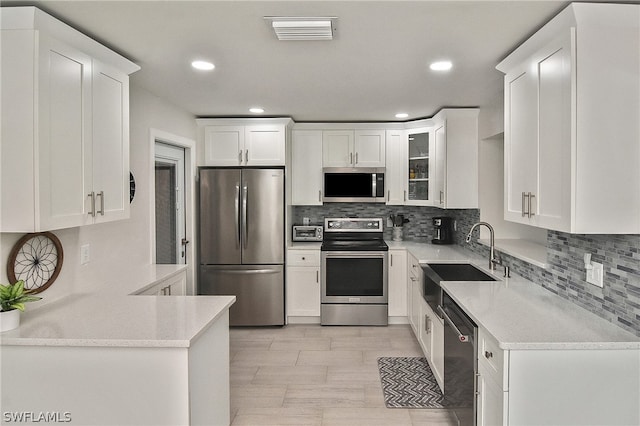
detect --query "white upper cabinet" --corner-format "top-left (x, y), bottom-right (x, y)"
top-left (199, 119), bottom-right (292, 167)
top-left (405, 127), bottom-right (434, 206)
top-left (385, 129), bottom-right (407, 205)
top-left (322, 129), bottom-right (385, 167)
top-left (432, 109), bottom-right (479, 209)
top-left (497, 3), bottom-right (640, 234)
top-left (291, 130), bottom-right (323, 205)
top-left (1, 7), bottom-right (139, 232)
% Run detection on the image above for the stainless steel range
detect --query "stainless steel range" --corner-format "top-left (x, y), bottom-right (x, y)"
top-left (320, 218), bottom-right (388, 326)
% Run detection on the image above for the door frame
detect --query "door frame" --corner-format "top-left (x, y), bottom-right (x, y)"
top-left (149, 128), bottom-right (196, 295)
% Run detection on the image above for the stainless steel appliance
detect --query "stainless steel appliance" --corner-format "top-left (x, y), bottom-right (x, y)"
top-left (323, 168), bottom-right (385, 203)
top-left (432, 216), bottom-right (454, 244)
top-left (320, 218), bottom-right (388, 325)
top-left (198, 168), bottom-right (284, 326)
top-left (438, 291), bottom-right (477, 426)
top-left (292, 225), bottom-right (323, 241)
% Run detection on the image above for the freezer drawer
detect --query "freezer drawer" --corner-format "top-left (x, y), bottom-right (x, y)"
top-left (199, 265), bottom-right (284, 326)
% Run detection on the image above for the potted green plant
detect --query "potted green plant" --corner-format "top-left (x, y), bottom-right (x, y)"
top-left (0, 280), bottom-right (42, 332)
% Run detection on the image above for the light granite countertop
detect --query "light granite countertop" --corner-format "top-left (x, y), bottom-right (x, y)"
top-left (0, 264), bottom-right (235, 348)
top-left (389, 239), bottom-right (640, 350)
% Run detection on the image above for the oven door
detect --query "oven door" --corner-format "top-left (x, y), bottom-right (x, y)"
top-left (321, 251), bottom-right (388, 304)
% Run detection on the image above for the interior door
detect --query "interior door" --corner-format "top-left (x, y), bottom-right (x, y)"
top-left (241, 169), bottom-right (284, 265)
top-left (199, 168), bottom-right (242, 265)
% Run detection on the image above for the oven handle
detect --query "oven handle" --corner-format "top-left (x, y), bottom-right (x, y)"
top-left (322, 251), bottom-right (388, 259)
top-left (438, 305), bottom-right (471, 343)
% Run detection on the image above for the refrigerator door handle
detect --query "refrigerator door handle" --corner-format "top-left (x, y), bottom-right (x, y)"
top-left (208, 268), bottom-right (281, 275)
top-left (242, 184), bottom-right (248, 249)
top-left (235, 184), bottom-right (241, 249)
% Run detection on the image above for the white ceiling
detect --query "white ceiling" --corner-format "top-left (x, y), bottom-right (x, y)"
top-left (5, 1), bottom-right (574, 122)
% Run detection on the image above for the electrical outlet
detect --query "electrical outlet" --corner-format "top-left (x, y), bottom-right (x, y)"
top-left (81, 244), bottom-right (90, 265)
top-left (586, 261), bottom-right (604, 287)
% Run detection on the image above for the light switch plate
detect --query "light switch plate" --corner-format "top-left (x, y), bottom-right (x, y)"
top-left (587, 261), bottom-right (604, 287)
top-left (81, 244), bottom-right (90, 265)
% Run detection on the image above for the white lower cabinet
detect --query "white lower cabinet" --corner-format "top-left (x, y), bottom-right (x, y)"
top-left (137, 271), bottom-right (187, 296)
top-left (407, 251), bottom-right (444, 390)
top-left (476, 326), bottom-right (640, 425)
top-left (388, 250), bottom-right (408, 318)
top-left (286, 248), bottom-right (321, 322)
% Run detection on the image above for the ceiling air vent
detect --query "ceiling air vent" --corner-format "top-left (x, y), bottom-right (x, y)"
top-left (265, 17), bottom-right (337, 41)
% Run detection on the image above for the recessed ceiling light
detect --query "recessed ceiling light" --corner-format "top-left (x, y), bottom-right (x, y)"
top-left (249, 107), bottom-right (265, 114)
top-left (191, 60), bottom-right (215, 71)
top-left (395, 113), bottom-right (409, 119)
top-left (430, 61), bottom-right (453, 71)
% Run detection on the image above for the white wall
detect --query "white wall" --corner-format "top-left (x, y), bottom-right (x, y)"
top-left (0, 84), bottom-right (196, 305)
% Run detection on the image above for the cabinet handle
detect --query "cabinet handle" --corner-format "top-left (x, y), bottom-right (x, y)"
top-left (96, 191), bottom-right (105, 216)
top-left (387, 190), bottom-right (390, 202)
top-left (521, 192), bottom-right (526, 217)
top-left (245, 149), bottom-right (249, 163)
top-left (355, 152), bottom-right (358, 164)
top-left (168, 285), bottom-right (172, 296)
top-left (238, 151), bottom-right (243, 163)
top-left (425, 314), bottom-right (431, 333)
top-left (350, 152), bottom-right (353, 165)
top-left (440, 190), bottom-right (444, 205)
top-left (316, 270), bottom-right (319, 283)
top-left (88, 192), bottom-right (96, 217)
top-left (390, 254), bottom-right (393, 267)
top-left (484, 350), bottom-right (493, 359)
top-left (319, 190), bottom-right (322, 203)
top-left (528, 192), bottom-right (535, 218)
top-left (522, 192), bottom-right (531, 217)
top-left (403, 190), bottom-right (407, 202)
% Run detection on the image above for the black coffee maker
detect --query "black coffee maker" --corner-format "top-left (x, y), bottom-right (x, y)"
top-left (432, 217), bottom-right (453, 244)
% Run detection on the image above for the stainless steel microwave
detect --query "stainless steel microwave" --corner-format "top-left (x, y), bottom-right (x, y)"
top-left (323, 168), bottom-right (385, 203)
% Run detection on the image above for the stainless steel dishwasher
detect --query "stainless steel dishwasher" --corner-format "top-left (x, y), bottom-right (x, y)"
top-left (438, 291), bottom-right (477, 426)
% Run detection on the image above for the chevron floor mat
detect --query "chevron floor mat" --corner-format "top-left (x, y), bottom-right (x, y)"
top-left (377, 356), bottom-right (447, 408)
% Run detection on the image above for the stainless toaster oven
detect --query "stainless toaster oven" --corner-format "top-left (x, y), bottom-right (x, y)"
top-left (292, 225), bottom-right (323, 241)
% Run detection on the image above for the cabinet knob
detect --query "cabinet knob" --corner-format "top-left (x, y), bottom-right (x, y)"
top-left (484, 350), bottom-right (493, 359)
top-left (301, 256), bottom-right (306, 260)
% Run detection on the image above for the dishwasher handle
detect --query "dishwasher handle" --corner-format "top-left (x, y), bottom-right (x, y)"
top-left (438, 305), bottom-right (471, 343)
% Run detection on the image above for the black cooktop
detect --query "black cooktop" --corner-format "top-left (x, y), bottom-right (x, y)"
top-left (321, 239), bottom-right (389, 252)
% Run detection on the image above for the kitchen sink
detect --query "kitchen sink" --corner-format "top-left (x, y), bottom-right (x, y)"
top-left (425, 263), bottom-right (497, 282)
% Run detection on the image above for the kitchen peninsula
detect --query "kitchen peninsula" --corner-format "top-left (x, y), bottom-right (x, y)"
top-left (0, 266), bottom-right (235, 426)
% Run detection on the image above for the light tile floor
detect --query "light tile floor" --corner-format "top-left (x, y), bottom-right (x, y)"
top-left (230, 324), bottom-right (459, 426)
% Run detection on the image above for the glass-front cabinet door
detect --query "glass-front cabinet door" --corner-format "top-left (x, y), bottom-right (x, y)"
top-left (406, 128), bottom-right (434, 205)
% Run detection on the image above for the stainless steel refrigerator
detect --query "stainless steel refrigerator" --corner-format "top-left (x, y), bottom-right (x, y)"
top-left (198, 168), bottom-right (284, 326)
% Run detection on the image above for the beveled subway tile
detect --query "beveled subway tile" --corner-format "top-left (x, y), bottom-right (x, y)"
top-left (297, 350), bottom-right (363, 366)
top-left (270, 337), bottom-right (331, 351)
top-left (321, 407), bottom-right (413, 426)
top-left (331, 336), bottom-right (393, 351)
top-left (326, 364), bottom-right (381, 385)
top-left (231, 407), bottom-right (322, 426)
top-left (231, 384), bottom-right (287, 410)
top-left (283, 384), bottom-right (365, 408)
top-left (408, 408), bottom-right (459, 425)
top-left (252, 365), bottom-right (328, 385)
top-left (231, 350), bottom-right (299, 367)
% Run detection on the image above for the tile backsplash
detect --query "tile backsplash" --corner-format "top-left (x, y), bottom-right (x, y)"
top-left (293, 204), bottom-right (640, 336)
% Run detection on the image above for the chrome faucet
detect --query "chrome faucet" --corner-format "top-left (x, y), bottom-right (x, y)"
top-left (466, 222), bottom-right (502, 272)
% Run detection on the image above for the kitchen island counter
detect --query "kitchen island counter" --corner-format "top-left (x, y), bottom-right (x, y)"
top-left (1, 269), bottom-right (235, 425)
